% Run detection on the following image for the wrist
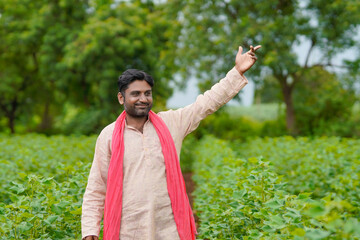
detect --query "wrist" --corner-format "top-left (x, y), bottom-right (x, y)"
top-left (235, 65), bottom-right (245, 75)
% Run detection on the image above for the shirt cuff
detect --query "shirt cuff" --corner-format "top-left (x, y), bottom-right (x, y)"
top-left (226, 67), bottom-right (249, 91)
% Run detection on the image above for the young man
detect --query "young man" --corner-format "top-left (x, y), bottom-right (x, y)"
top-left (82, 45), bottom-right (261, 240)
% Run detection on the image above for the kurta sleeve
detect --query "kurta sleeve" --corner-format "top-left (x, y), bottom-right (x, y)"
top-left (160, 67), bottom-right (248, 140)
top-left (81, 125), bottom-right (113, 239)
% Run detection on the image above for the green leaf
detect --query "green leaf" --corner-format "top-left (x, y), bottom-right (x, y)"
top-left (297, 192), bottom-right (312, 200)
top-left (305, 204), bottom-right (326, 218)
top-left (264, 199), bottom-right (284, 209)
top-left (45, 215), bottom-right (58, 224)
top-left (17, 222), bottom-right (33, 232)
top-left (265, 214), bottom-right (286, 229)
top-left (51, 204), bottom-right (62, 215)
top-left (305, 229), bottom-right (330, 239)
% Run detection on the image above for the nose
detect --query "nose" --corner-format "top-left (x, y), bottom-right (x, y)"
top-left (139, 93), bottom-right (148, 102)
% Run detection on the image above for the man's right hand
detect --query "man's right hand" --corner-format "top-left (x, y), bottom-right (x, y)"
top-left (235, 45), bottom-right (261, 74)
top-left (83, 236), bottom-right (99, 240)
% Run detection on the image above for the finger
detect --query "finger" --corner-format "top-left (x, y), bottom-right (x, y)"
top-left (251, 56), bottom-right (257, 60)
top-left (238, 46), bottom-right (243, 54)
top-left (247, 51), bottom-right (255, 56)
top-left (253, 45), bottom-right (262, 51)
top-left (250, 45), bottom-right (254, 52)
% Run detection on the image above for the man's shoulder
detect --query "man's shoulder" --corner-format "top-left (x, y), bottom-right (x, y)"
top-left (156, 109), bottom-right (178, 122)
top-left (157, 108), bottom-right (178, 117)
top-left (98, 121), bottom-right (116, 139)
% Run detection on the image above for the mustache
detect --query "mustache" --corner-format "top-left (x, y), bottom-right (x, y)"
top-left (135, 103), bottom-right (150, 106)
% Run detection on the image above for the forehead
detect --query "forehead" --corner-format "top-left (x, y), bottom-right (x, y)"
top-left (126, 80), bottom-right (152, 92)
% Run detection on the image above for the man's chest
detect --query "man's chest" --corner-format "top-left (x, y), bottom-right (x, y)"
top-left (123, 124), bottom-right (165, 172)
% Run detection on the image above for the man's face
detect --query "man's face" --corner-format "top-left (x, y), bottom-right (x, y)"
top-left (118, 80), bottom-right (153, 118)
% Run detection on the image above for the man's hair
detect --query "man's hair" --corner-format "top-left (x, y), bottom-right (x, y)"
top-left (117, 69), bottom-right (154, 94)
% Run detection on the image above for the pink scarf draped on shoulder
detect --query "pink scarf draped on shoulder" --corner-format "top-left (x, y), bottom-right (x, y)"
top-left (103, 110), bottom-right (197, 240)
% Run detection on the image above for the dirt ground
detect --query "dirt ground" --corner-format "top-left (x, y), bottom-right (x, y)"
top-left (183, 172), bottom-right (195, 206)
top-left (183, 172), bottom-right (200, 226)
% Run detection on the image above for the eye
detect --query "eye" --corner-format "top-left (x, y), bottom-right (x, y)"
top-left (131, 92), bottom-right (140, 97)
top-left (145, 91), bottom-right (152, 97)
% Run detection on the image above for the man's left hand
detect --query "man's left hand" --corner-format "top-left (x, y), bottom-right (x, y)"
top-left (235, 45), bottom-right (261, 74)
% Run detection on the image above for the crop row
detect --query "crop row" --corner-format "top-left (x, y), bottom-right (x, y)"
top-left (235, 136), bottom-right (360, 207)
top-left (1, 134), bottom-right (360, 239)
top-left (0, 134), bottom-right (96, 239)
top-left (191, 136), bottom-right (360, 239)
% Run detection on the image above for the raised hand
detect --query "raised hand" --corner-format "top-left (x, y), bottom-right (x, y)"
top-left (235, 45), bottom-right (261, 74)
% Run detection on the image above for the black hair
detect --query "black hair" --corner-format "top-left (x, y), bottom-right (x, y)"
top-left (117, 69), bottom-right (154, 95)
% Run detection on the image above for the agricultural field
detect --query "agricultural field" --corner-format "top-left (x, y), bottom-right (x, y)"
top-left (1, 134), bottom-right (360, 239)
top-left (225, 103), bottom-right (285, 122)
top-left (0, 134), bottom-right (97, 239)
top-left (192, 136), bottom-right (360, 239)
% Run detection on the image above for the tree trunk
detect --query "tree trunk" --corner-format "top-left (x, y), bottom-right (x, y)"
top-left (39, 101), bottom-right (52, 133)
top-left (8, 112), bottom-right (16, 134)
top-left (8, 99), bottom-right (18, 134)
top-left (279, 78), bottom-right (297, 134)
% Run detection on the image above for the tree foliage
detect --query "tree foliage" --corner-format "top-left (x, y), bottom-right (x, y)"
top-left (0, 0), bottom-right (178, 134)
top-left (1, 0), bottom-right (360, 135)
top-left (174, 0), bottom-right (360, 134)
top-left (60, 1), bottom-right (178, 133)
top-left (0, 0), bottom-right (89, 133)
top-left (293, 66), bottom-right (357, 136)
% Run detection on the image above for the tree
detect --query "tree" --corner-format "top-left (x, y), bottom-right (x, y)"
top-left (293, 66), bottom-right (356, 136)
top-left (0, 0), bottom-right (35, 133)
top-left (0, 0), bottom-right (89, 133)
top-left (61, 1), bottom-right (178, 134)
top-left (173, 0), bottom-right (360, 134)
top-left (0, 0), bottom-right (178, 134)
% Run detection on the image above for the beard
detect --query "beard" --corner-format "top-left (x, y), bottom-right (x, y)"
top-left (124, 102), bottom-right (153, 118)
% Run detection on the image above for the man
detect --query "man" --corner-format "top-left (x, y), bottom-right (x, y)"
top-left (82, 45), bottom-right (261, 240)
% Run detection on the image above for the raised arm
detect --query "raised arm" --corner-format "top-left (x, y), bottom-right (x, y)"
top-left (159, 45), bottom-right (261, 141)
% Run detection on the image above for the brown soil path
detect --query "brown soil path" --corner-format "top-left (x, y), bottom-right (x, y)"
top-left (183, 172), bottom-right (195, 207)
top-left (183, 172), bottom-right (200, 226)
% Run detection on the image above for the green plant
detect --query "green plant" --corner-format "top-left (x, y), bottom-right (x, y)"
top-left (0, 134), bottom-right (96, 238)
top-left (192, 136), bottom-right (360, 239)
top-left (236, 136), bottom-right (360, 209)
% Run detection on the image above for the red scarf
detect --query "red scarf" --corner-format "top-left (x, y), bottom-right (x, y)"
top-left (103, 111), bottom-right (197, 239)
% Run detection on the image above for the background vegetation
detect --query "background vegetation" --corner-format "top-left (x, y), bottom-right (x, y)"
top-left (1, 0), bottom-right (360, 239)
top-left (1, 0), bottom-right (360, 137)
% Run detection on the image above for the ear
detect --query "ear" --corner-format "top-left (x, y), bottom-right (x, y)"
top-left (117, 92), bottom-right (124, 105)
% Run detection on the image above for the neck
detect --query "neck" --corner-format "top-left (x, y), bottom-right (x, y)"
top-left (125, 115), bottom-right (148, 133)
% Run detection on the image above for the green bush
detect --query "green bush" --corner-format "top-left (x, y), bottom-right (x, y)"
top-left (260, 117), bottom-right (288, 137)
top-left (57, 107), bottom-right (116, 135)
top-left (180, 134), bottom-right (198, 172)
top-left (194, 111), bottom-right (262, 141)
top-left (293, 67), bottom-right (357, 137)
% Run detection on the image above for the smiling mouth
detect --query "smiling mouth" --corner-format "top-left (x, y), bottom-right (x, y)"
top-left (135, 104), bottom-right (149, 108)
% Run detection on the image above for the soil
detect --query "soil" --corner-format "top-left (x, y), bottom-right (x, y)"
top-left (183, 172), bottom-right (195, 206)
top-left (183, 172), bottom-right (200, 226)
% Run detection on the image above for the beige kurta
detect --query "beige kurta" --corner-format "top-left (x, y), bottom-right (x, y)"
top-left (81, 67), bottom-right (248, 239)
